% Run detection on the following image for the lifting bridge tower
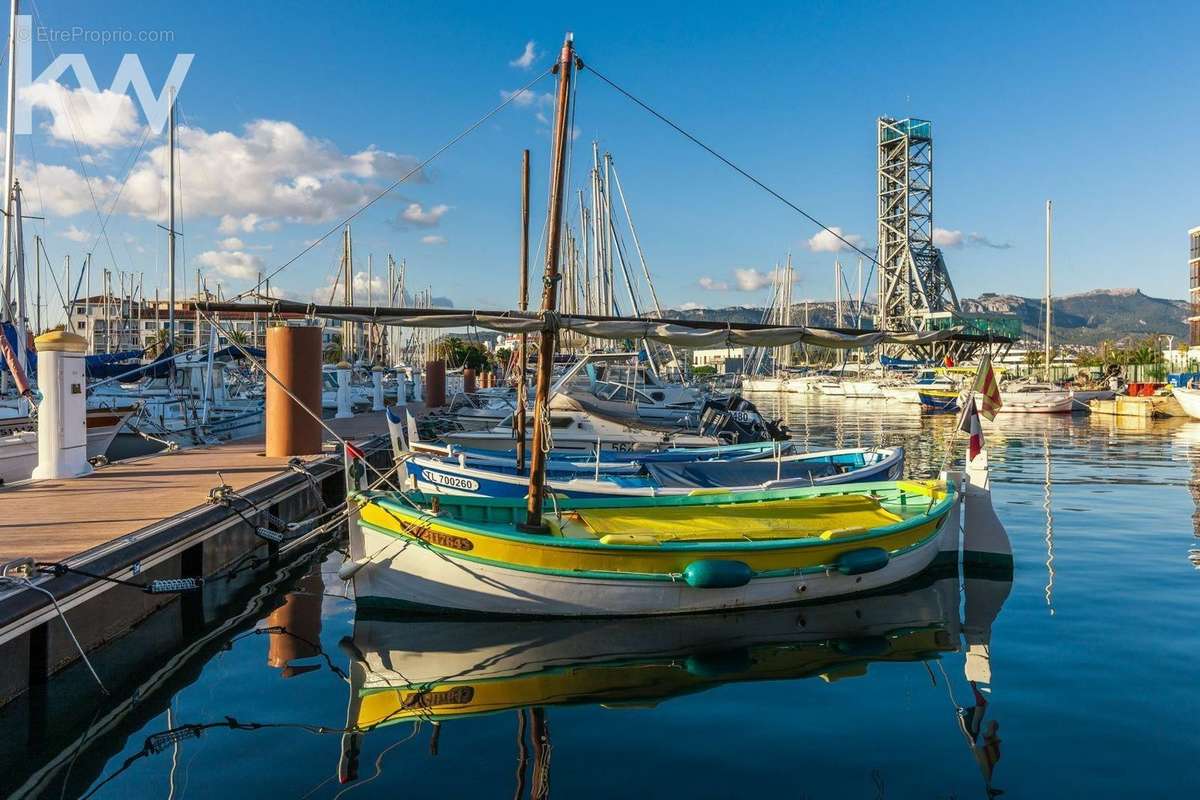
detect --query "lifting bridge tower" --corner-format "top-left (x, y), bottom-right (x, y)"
top-left (876, 117), bottom-right (974, 360)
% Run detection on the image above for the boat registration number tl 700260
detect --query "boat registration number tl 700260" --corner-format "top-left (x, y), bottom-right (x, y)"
top-left (421, 470), bottom-right (480, 492)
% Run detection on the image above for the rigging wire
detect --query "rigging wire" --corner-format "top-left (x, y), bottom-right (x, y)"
top-left (236, 65), bottom-right (556, 301)
top-left (27, 0), bottom-right (124, 274)
top-left (83, 122), bottom-right (154, 268)
top-left (579, 59), bottom-right (881, 269)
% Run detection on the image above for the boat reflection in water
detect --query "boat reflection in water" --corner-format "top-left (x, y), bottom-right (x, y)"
top-left (338, 515), bottom-right (1013, 796)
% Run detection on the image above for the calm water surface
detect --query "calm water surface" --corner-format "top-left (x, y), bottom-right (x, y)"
top-left (7, 397), bottom-right (1199, 798)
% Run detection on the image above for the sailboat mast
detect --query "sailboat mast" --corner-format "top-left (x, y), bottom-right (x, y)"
top-left (33, 233), bottom-right (40, 333)
top-left (516, 148), bottom-right (530, 473)
top-left (347, 226), bottom-right (355, 360)
top-left (1044, 200), bottom-right (1052, 382)
top-left (12, 179), bottom-right (25, 369)
top-left (167, 86), bottom-right (177, 353)
top-left (834, 259), bottom-right (842, 328)
top-left (1, 0), bottom-right (18, 307)
top-left (524, 33), bottom-right (575, 529)
top-left (341, 227), bottom-right (351, 361)
top-left (856, 256), bottom-right (863, 329)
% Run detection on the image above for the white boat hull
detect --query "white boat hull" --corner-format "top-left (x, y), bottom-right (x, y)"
top-left (741, 377), bottom-right (786, 392)
top-left (783, 376), bottom-right (821, 393)
top-left (1171, 386), bottom-right (1200, 419)
top-left (0, 408), bottom-right (132, 485)
top-left (351, 502), bottom-right (960, 616)
top-left (881, 387), bottom-right (922, 404)
top-left (998, 390), bottom-right (1074, 413)
top-left (843, 380), bottom-right (885, 399)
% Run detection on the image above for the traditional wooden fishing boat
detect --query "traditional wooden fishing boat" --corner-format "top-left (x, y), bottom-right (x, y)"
top-left (918, 388), bottom-right (960, 413)
top-left (402, 445), bottom-right (905, 499)
top-left (347, 479), bottom-right (959, 616)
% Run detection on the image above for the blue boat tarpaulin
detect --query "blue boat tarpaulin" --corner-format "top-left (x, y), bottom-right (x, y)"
top-left (644, 459), bottom-right (841, 489)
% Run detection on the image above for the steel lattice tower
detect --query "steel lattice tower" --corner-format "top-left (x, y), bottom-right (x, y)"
top-left (876, 117), bottom-right (964, 358)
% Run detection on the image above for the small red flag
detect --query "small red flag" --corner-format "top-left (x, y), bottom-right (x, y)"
top-left (957, 395), bottom-right (984, 461)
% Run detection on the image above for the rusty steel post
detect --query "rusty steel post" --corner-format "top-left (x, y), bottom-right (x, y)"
top-left (265, 324), bottom-right (322, 457)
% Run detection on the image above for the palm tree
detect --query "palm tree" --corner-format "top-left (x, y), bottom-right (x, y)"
top-left (226, 329), bottom-right (249, 346)
top-left (145, 328), bottom-right (183, 358)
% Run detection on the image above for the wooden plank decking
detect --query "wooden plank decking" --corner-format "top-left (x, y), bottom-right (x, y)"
top-left (0, 410), bottom-right (400, 563)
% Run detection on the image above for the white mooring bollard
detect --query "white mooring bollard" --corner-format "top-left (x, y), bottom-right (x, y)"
top-left (395, 370), bottom-right (408, 408)
top-left (32, 330), bottom-right (93, 480)
top-left (335, 361), bottom-right (354, 419)
top-left (371, 366), bottom-right (385, 412)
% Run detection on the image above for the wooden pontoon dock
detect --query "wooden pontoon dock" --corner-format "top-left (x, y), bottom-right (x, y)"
top-left (0, 410), bottom-right (407, 705)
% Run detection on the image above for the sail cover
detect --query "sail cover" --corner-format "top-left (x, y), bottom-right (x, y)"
top-left (645, 459), bottom-right (842, 489)
top-left (194, 301), bottom-right (972, 350)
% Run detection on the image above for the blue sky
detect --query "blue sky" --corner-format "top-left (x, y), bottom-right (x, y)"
top-left (9, 0), bottom-right (1200, 325)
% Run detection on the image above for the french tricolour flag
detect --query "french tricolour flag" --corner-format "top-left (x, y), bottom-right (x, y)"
top-left (957, 395), bottom-right (984, 461)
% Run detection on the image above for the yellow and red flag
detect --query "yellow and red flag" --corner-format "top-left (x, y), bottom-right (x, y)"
top-left (972, 353), bottom-right (1003, 421)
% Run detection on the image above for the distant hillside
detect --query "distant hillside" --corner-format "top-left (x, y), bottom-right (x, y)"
top-left (668, 288), bottom-right (1189, 345)
top-left (960, 289), bottom-right (1188, 344)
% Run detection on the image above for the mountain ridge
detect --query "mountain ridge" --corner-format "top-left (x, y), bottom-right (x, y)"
top-left (666, 288), bottom-right (1189, 345)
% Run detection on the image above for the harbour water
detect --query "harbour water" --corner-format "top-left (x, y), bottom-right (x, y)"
top-left (6, 396), bottom-right (1199, 798)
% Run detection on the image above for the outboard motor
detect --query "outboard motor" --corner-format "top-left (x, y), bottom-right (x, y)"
top-left (698, 395), bottom-right (790, 443)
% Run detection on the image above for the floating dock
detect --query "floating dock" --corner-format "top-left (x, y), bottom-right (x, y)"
top-left (0, 409), bottom-right (411, 705)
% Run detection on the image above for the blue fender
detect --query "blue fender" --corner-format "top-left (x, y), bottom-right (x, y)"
top-left (682, 559), bottom-right (754, 588)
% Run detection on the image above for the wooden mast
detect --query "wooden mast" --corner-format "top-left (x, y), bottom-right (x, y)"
top-left (515, 149), bottom-right (531, 472)
top-left (523, 33), bottom-right (575, 530)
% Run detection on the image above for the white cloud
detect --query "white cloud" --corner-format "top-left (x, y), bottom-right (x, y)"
top-left (218, 236), bottom-right (245, 250)
top-left (219, 214), bottom-right (272, 234)
top-left (509, 41), bottom-right (538, 69)
top-left (501, 89), bottom-right (554, 109)
top-left (934, 227), bottom-right (1012, 250)
top-left (967, 232), bottom-right (1012, 250)
top-left (698, 277), bottom-right (729, 291)
top-left (62, 224), bottom-right (90, 243)
top-left (195, 249), bottom-right (264, 280)
top-left (678, 301), bottom-right (705, 311)
top-left (806, 226), bottom-right (864, 253)
top-left (21, 83), bottom-right (142, 148)
top-left (734, 268), bottom-right (773, 292)
top-left (313, 270), bottom-right (388, 303)
top-left (400, 202), bottom-right (449, 227)
top-left (421, 234), bottom-right (447, 245)
top-left (933, 228), bottom-right (965, 248)
top-left (106, 120), bottom-right (425, 225)
top-left (26, 161), bottom-right (120, 216)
